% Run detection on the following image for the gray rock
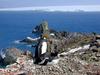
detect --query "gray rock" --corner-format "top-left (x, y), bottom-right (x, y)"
top-left (2, 48), bottom-right (22, 65)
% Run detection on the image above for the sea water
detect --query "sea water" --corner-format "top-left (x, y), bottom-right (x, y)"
top-left (0, 11), bottom-right (100, 51)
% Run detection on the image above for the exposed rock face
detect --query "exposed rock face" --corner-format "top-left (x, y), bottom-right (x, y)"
top-left (21, 21), bottom-right (92, 54)
top-left (0, 48), bottom-right (22, 66)
top-left (32, 23), bottom-right (92, 54)
top-left (77, 37), bottom-right (100, 63)
top-left (47, 32), bottom-right (92, 53)
top-left (32, 21), bottom-right (49, 34)
top-left (0, 40), bottom-right (100, 75)
top-left (0, 46), bottom-right (100, 75)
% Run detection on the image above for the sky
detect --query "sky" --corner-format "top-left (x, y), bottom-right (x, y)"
top-left (0, 0), bottom-right (100, 8)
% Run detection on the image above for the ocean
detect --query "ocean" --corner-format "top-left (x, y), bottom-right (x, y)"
top-left (0, 11), bottom-right (100, 51)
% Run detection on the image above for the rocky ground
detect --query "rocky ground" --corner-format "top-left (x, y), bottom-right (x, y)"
top-left (0, 44), bottom-right (100, 75)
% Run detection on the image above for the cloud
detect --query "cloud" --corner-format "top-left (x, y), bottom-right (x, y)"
top-left (0, 5), bottom-right (100, 12)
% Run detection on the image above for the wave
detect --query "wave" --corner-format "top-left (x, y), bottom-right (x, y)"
top-left (13, 40), bottom-right (33, 47)
top-left (0, 49), bottom-right (6, 59)
top-left (13, 40), bottom-right (21, 44)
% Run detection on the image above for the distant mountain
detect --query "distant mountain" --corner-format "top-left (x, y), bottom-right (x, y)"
top-left (0, 5), bottom-right (100, 12)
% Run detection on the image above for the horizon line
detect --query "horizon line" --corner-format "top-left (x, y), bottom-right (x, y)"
top-left (0, 5), bottom-right (100, 12)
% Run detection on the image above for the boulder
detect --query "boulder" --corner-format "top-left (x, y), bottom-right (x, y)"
top-left (0, 48), bottom-right (22, 66)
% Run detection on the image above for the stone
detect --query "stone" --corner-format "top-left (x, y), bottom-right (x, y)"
top-left (1, 48), bottom-right (22, 66)
top-left (96, 53), bottom-right (100, 57)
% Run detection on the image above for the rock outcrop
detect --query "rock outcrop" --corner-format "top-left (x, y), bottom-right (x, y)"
top-left (0, 48), bottom-right (23, 66)
top-left (21, 21), bottom-right (92, 54)
top-left (0, 44), bottom-right (100, 75)
top-left (32, 21), bottom-right (49, 34)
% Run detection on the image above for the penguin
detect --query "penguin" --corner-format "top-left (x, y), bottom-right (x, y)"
top-left (34, 35), bottom-right (49, 65)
